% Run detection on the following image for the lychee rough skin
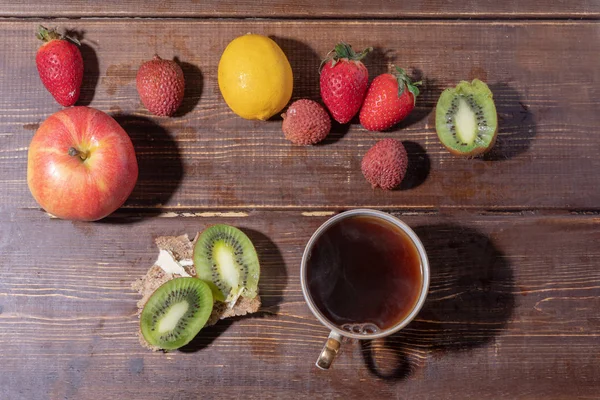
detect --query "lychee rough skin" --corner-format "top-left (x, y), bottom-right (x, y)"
top-left (361, 139), bottom-right (408, 190)
top-left (282, 99), bottom-right (331, 145)
top-left (136, 55), bottom-right (185, 117)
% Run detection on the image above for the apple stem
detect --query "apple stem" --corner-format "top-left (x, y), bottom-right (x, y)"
top-left (68, 147), bottom-right (88, 161)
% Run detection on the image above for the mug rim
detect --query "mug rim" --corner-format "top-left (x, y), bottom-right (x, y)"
top-left (300, 209), bottom-right (430, 340)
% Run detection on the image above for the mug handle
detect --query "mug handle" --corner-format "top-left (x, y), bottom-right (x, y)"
top-left (316, 331), bottom-right (343, 370)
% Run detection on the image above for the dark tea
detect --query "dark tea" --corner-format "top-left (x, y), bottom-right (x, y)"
top-left (306, 215), bottom-right (423, 334)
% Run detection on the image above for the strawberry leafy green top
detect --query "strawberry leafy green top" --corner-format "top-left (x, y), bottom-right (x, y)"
top-left (393, 66), bottom-right (421, 105)
top-left (320, 42), bottom-right (373, 70)
top-left (36, 25), bottom-right (80, 46)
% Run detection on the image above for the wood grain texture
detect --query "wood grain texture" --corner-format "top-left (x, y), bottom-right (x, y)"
top-left (0, 209), bottom-right (598, 399)
top-left (2, 20), bottom-right (599, 211)
top-left (2, 8), bottom-right (598, 400)
top-left (0, 0), bottom-right (598, 18)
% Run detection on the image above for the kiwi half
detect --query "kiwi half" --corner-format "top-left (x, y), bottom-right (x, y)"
top-left (193, 224), bottom-right (260, 304)
top-left (435, 79), bottom-right (498, 156)
top-left (140, 277), bottom-right (213, 350)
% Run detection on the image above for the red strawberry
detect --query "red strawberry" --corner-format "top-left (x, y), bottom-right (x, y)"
top-left (359, 66), bottom-right (421, 132)
top-left (320, 42), bottom-right (371, 124)
top-left (35, 26), bottom-right (83, 107)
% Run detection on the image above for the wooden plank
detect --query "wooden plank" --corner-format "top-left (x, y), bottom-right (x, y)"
top-left (1, 20), bottom-right (599, 211)
top-left (0, 0), bottom-right (598, 18)
top-left (0, 209), bottom-right (598, 398)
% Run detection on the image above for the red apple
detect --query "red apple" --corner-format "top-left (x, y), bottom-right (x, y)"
top-left (27, 106), bottom-right (138, 221)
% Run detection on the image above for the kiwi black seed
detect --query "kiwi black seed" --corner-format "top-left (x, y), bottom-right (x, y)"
top-left (140, 277), bottom-right (213, 350)
top-left (435, 79), bottom-right (498, 156)
top-left (193, 224), bottom-right (260, 304)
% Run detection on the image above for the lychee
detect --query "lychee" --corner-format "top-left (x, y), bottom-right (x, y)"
top-left (281, 99), bottom-right (331, 145)
top-left (361, 139), bottom-right (408, 190)
top-left (136, 55), bottom-right (185, 117)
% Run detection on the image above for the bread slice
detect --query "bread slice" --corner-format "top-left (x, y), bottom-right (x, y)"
top-left (131, 234), bottom-right (261, 351)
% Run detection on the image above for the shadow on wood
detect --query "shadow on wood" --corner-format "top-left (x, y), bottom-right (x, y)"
top-left (65, 29), bottom-right (99, 106)
top-left (318, 120), bottom-right (351, 145)
top-left (241, 228), bottom-right (288, 316)
top-left (272, 36), bottom-right (321, 104)
top-left (180, 228), bottom-right (286, 352)
top-left (361, 224), bottom-right (515, 381)
top-left (173, 58), bottom-right (203, 117)
top-left (362, 46), bottom-right (394, 79)
top-left (483, 83), bottom-right (536, 161)
top-left (112, 115), bottom-right (183, 215)
top-left (179, 319), bottom-right (234, 353)
top-left (398, 141), bottom-right (430, 191)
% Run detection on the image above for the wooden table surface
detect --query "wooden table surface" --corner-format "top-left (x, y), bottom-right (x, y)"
top-left (1, 2), bottom-right (599, 399)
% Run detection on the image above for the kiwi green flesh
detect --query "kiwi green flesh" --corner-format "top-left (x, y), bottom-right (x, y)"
top-left (203, 280), bottom-right (226, 303)
top-left (436, 79), bottom-right (497, 156)
top-left (193, 224), bottom-right (260, 304)
top-left (140, 277), bottom-right (213, 350)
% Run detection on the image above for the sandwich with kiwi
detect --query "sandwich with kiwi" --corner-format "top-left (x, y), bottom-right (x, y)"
top-left (132, 224), bottom-right (261, 351)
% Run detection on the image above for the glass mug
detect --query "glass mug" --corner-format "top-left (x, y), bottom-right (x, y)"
top-left (300, 209), bottom-right (430, 369)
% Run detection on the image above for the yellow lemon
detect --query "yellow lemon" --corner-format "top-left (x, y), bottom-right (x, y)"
top-left (218, 34), bottom-right (293, 120)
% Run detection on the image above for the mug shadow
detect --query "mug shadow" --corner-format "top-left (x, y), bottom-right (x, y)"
top-left (361, 223), bottom-right (515, 381)
top-left (100, 114), bottom-right (183, 223)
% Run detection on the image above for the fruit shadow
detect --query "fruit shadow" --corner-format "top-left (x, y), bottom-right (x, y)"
top-left (360, 224), bottom-right (515, 381)
top-left (65, 29), bottom-right (99, 106)
top-left (483, 83), bottom-right (536, 161)
top-left (105, 115), bottom-right (183, 223)
top-left (180, 228), bottom-right (287, 353)
top-left (398, 141), bottom-right (430, 190)
top-left (272, 36), bottom-right (321, 103)
top-left (179, 319), bottom-right (234, 353)
top-left (241, 228), bottom-right (288, 316)
top-left (363, 46), bottom-right (395, 78)
top-left (318, 121), bottom-right (351, 145)
top-left (173, 58), bottom-right (203, 117)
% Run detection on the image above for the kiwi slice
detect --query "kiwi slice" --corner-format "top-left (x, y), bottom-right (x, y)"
top-left (140, 277), bottom-right (213, 350)
top-left (193, 224), bottom-right (260, 304)
top-left (435, 79), bottom-right (498, 156)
